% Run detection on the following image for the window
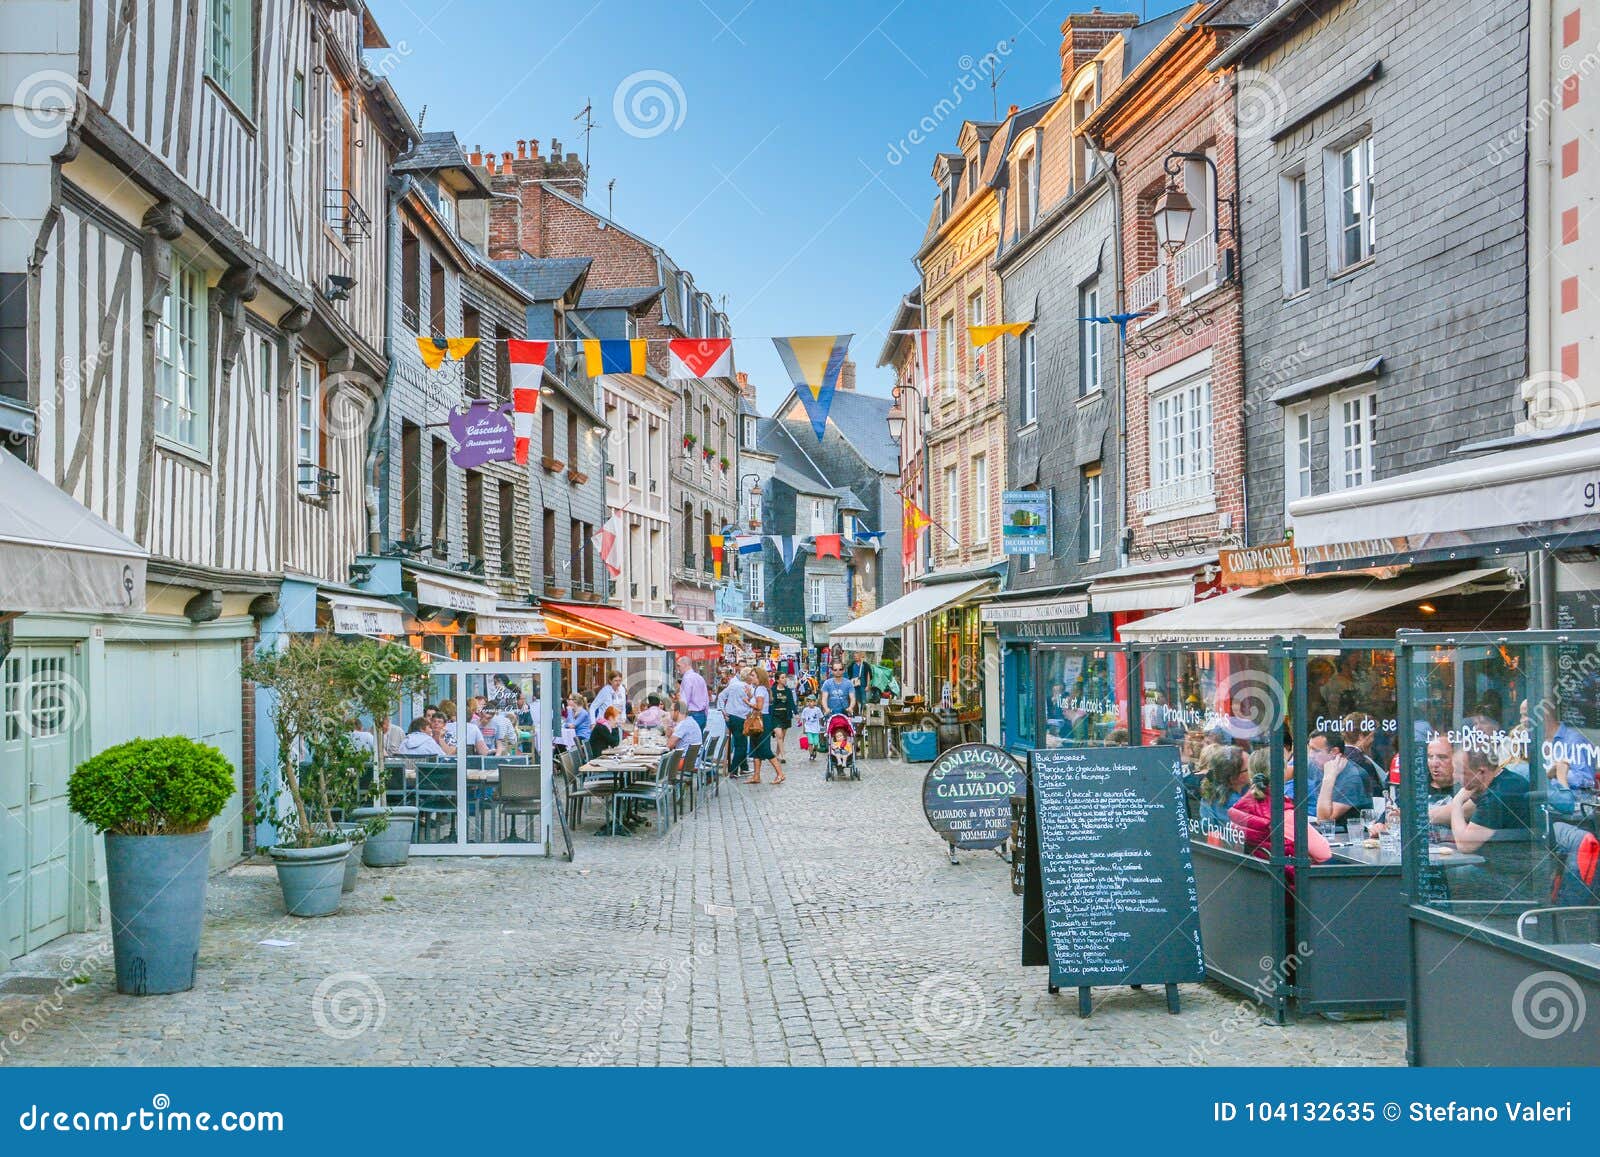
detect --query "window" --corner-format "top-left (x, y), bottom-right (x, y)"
top-left (543, 508), bottom-right (557, 580)
top-left (499, 482), bottom-right (516, 575)
top-left (939, 314), bottom-right (957, 396)
top-left (1070, 84), bottom-right (1098, 185)
top-left (154, 256), bottom-right (208, 452)
top-left (1083, 466), bottom-right (1103, 559)
top-left (401, 421), bottom-right (422, 539)
top-left (1016, 147), bottom-right (1037, 233)
top-left (745, 558), bottom-right (764, 603)
top-left (1282, 173), bottom-right (1311, 295)
top-left (430, 436), bottom-right (449, 551)
top-left (494, 324), bottom-right (511, 399)
top-left (973, 453), bottom-right (990, 543)
top-left (583, 522), bottom-right (596, 589)
top-left (428, 258), bottom-right (446, 338)
top-left (259, 341), bottom-right (272, 394)
top-left (1330, 389), bottom-right (1378, 490)
top-left (1079, 280), bottom-right (1101, 395)
top-left (295, 359), bottom-right (321, 489)
top-left (810, 497), bottom-right (828, 536)
top-left (206, 0), bottom-right (253, 110)
top-left (569, 516), bottom-right (583, 583)
top-left (743, 416), bottom-right (756, 445)
top-left (567, 407), bottom-right (580, 471)
top-left (1284, 406), bottom-right (1313, 515)
top-left (466, 471), bottom-right (484, 561)
top-left (1150, 376), bottom-right (1213, 492)
top-left (1020, 331), bottom-right (1037, 426)
top-left (1332, 136), bottom-right (1376, 270)
top-left (541, 406), bottom-right (556, 463)
top-left (436, 191), bottom-right (456, 228)
top-left (967, 289), bottom-right (986, 380)
top-left (324, 73), bottom-right (349, 231)
top-left (461, 306), bottom-right (481, 396)
top-left (682, 504), bottom-right (697, 568)
top-left (702, 510), bottom-right (714, 575)
top-left (291, 72), bottom-right (305, 117)
top-left (810, 577), bottom-right (827, 617)
top-left (944, 465), bottom-right (960, 553)
top-left (401, 230), bottom-right (420, 331)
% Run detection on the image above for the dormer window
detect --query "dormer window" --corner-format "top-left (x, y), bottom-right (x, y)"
top-left (1016, 146), bottom-right (1037, 233)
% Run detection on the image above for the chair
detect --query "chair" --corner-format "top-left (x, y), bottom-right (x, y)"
top-left (698, 734), bottom-right (725, 799)
top-left (1517, 906), bottom-right (1600, 945)
top-left (384, 761), bottom-right (411, 808)
top-left (415, 763), bottom-right (458, 841)
top-left (497, 762), bottom-right (541, 842)
top-left (673, 743), bottom-right (701, 815)
top-left (568, 748), bottom-right (619, 830)
top-left (613, 749), bottom-right (679, 835)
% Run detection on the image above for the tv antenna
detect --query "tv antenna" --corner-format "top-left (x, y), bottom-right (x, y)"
top-left (607, 177), bottom-right (616, 219)
top-left (989, 61), bottom-right (1010, 119)
top-left (574, 98), bottom-right (595, 174)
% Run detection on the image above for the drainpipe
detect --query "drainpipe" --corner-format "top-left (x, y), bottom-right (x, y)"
top-left (366, 173), bottom-right (406, 556)
top-left (913, 255), bottom-right (933, 579)
top-left (1529, 0), bottom-right (1555, 628)
top-left (1087, 135), bottom-right (1130, 569)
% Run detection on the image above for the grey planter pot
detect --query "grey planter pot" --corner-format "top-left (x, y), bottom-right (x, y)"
top-left (103, 830), bottom-right (213, 996)
top-left (352, 806), bottom-right (416, 867)
top-left (334, 823), bottom-right (364, 892)
top-left (269, 842), bottom-right (350, 917)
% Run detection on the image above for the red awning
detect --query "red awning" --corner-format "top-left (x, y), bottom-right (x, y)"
top-left (542, 602), bottom-right (721, 657)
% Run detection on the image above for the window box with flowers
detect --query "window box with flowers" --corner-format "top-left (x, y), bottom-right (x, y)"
top-left (683, 433), bottom-right (697, 452)
top-left (702, 447), bottom-right (715, 463)
top-left (719, 456), bottom-right (730, 472)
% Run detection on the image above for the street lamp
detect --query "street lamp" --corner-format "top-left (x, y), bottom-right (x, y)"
top-left (740, 472), bottom-right (763, 528)
top-left (1152, 151), bottom-right (1235, 253)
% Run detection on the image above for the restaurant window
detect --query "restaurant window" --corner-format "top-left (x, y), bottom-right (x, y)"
top-left (401, 421), bottom-right (422, 539)
top-left (542, 406), bottom-right (557, 463)
top-left (939, 313), bottom-right (957, 396)
top-left (1330, 135), bottom-right (1376, 270)
top-left (1284, 405), bottom-right (1314, 516)
top-left (1281, 171), bottom-right (1311, 295)
top-left (1020, 331), bottom-right (1037, 426)
top-left (1078, 279), bottom-right (1101, 396)
top-left (494, 324), bottom-right (511, 400)
top-left (1039, 648), bottom-right (1124, 749)
top-left (461, 306), bottom-right (481, 396)
top-left (1330, 387), bottom-right (1377, 491)
top-left (430, 436), bottom-right (449, 552)
top-left (155, 256), bottom-right (208, 453)
top-left (465, 471), bottom-right (484, 561)
top-left (1150, 374), bottom-right (1213, 493)
top-left (944, 465), bottom-right (960, 555)
top-left (543, 508), bottom-right (557, 582)
top-left (972, 453), bottom-right (990, 543)
top-left (295, 358), bottom-right (322, 489)
top-left (400, 230), bottom-right (420, 331)
top-left (206, 0), bottom-right (253, 109)
top-left (428, 257), bottom-right (446, 339)
top-left (1083, 465), bottom-right (1103, 560)
top-left (810, 577), bottom-right (827, 618)
top-left (498, 481), bottom-right (516, 575)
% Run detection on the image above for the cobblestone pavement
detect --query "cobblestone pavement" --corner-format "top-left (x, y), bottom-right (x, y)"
top-left (0, 757), bottom-right (1405, 1066)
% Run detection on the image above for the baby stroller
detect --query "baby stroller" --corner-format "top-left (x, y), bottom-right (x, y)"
top-left (825, 714), bottom-right (860, 781)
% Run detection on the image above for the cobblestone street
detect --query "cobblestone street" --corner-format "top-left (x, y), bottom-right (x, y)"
top-left (0, 759), bottom-right (1406, 1066)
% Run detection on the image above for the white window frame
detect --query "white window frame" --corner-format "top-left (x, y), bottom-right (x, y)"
top-left (296, 358), bottom-right (320, 489)
top-left (1328, 387), bottom-right (1378, 491)
top-left (809, 576), bottom-right (827, 617)
top-left (1020, 330), bottom-right (1038, 426)
top-left (810, 497), bottom-right (828, 536)
top-left (939, 313), bottom-right (957, 397)
top-left (944, 464), bottom-right (960, 555)
top-left (746, 558), bottom-right (765, 603)
top-left (1079, 280), bottom-right (1101, 396)
top-left (967, 289), bottom-right (986, 382)
top-left (1017, 146), bottom-right (1038, 232)
top-left (206, 0), bottom-right (253, 110)
top-left (154, 256), bottom-right (209, 454)
top-left (1281, 172), bottom-right (1311, 296)
top-left (1148, 373), bottom-right (1213, 500)
top-left (973, 453), bottom-right (990, 543)
top-left (1283, 404), bottom-right (1314, 518)
top-left (1328, 136), bottom-right (1376, 272)
top-left (1084, 466), bottom-right (1103, 559)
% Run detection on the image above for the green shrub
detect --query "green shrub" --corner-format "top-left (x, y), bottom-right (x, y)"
top-left (69, 737), bottom-right (235, 835)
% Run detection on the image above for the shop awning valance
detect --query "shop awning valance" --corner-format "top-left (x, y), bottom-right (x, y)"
top-left (1088, 555), bottom-right (1217, 614)
top-left (830, 576), bottom-right (995, 651)
top-left (542, 602), bottom-right (720, 657)
top-left (407, 567), bottom-right (500, 615)
top-left (1117, 568), bottom-right (1513, 641)
top-left (724, 617), bottom-right (801, 652)
top-left (0, 451), bottom-right (148, 614)
top-left (1289, 429), bottom-right (1600, 567)
top-left (476, 606), bottom-right (548, 637)
top-left (323, 592), bottom-right (406, 636)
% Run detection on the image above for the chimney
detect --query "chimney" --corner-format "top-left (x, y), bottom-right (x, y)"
top-left (468, 146), bottom-right (483, 166)
top-left (736, 371), bottom-right (756, 402)
top-left (1060, 7), bottom-right (1140, 91)
top-left (529, 138), bottom-right (541, 158)
top-left (837, 358), bottom-right (856, 392)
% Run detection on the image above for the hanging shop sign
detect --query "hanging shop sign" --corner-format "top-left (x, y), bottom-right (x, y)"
top-left (1221, 538), bottom-right (1407, 588)
top-left (1001, 490), bottom-right (1053, 556)
top-left (921, 743), bottom-right (1026, 851)
top-left (475, 612), bottom-right (546, 637)
top-left (447, 399), bottom-right (517, 468)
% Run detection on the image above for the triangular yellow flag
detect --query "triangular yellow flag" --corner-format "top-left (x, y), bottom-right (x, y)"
top-left (446, 337), bottom-right (480, 361)
top-left (779, 335), bottom-right (844, 400)
top-left (968, 322), bottom-right (1030, 348)
top-left (416, 337), bottom-right (449, 370)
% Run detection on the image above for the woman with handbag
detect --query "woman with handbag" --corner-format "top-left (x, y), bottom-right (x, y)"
top-left (742, 667), bottom-right (784, 784)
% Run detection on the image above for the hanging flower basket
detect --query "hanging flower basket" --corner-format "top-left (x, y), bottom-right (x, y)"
top-left (719, 456), bottom-right (730, 471)
top-left (702, 447), bottom-right (715, 461)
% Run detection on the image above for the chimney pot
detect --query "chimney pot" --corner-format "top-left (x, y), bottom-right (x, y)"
top-left (468, 149), bottom-right (482, 166)
top-left (517, 139), bottom-right (527, 159)
top-left (502, 151), bottom-right (514, 167)
top-left (529, 138), bottom-right (540, 157)
top-left (551, 137), bottom-right (562, 156)
top-left (567, 152), bottom-right (581, 165)
top-left (485, 155), bottom-right (497, 174)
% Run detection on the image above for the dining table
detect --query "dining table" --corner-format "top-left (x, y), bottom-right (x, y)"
top-left (579, 744), bottom-right (670, 836)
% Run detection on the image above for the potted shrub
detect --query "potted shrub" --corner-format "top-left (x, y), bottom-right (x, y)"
top-left (245, 638), bottom-right (354, 917)
top-left (301, 730), bottom-right (373, 893)
top-left (334, 639), bottom-right (432, 867)
top-left (68, 737), bottom-right (235, 995)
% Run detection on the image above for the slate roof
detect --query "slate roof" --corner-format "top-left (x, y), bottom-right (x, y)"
top-left (492, 256), bottom-right (591, 303)
top-left (819, 391), bottom-right (899, 475)
top-left (577, 285), bottom-right (664, 312)
top-left (756, 419), bottom-right (833, 494)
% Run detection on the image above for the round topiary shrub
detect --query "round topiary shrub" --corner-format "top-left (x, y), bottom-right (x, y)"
top-left (69, 737), bottom-right (236, 835)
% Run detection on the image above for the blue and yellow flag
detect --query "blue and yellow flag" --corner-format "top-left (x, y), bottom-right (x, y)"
top-left (772, 334), bottom-right (852, 440)
top-left (582, 339), bottom-right (648, 376)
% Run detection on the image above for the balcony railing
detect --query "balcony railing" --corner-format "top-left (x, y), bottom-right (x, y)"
top-left (1135, 471), bottom-right (1215, 515)
top-left (324, 188), bottom-right (372, 245)
top-left (1174, 233), bottom-right (1216, 291)
top-left (296, 462), bottom-right (339, 500)
top-left (1129, 264), bottom-right (1165, 318)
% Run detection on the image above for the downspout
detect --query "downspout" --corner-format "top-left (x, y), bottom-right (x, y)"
top-left (366, 173), bottom-right (406, 555)
top-left (1528, 0), bottom-right (1555, 628)
top-left (913, 255), bottom-right (933, 579)
top-left (1086, 134), bottom-right (1129, 569)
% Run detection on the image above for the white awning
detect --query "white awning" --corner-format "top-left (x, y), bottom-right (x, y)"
top-left (725, 617), bottom-right (801, 651)
top-left (1290, 430), bottom-right (1600, 555)
top-left (1089, 555), bottom-right (1217, 613)
top-left (830, 576), bottom-right (995, 651)
top-left (0, 451), bottom-right (148, 614)
top-left (324, 592), bottom-right (405, 636)
top-left (408, 568), bottom-right (499, 615)
top-left (1117, 568), bottom-right (1514, 641)
top-left (476, 607), bottom-right (548, 637)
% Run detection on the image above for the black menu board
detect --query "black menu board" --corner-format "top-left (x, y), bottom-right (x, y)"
top-left (1023, 746), bottom-right (1204, 997)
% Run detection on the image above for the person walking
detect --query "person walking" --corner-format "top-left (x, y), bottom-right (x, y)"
top-left (743, 667), bottom-right (784, 784)
top-left (720, 665), bottom-right (751, 780)
top-left (769, 671), bottom-right (796, 760)
top-left (676, 654), bottom-right (710, 734)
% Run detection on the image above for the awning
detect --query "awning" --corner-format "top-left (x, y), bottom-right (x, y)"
top-left (542, 601), bottom-right (720, 657)
top-left (1088, 554), bottom-right (1217, 614)
top-left (476, 605), bottom-right (548, 637)
top-left (324, 592), bottom-right (405, 636)
top-left (406, 567), bottom-right (500, 615)
top-left (724, 617), bottom-right (801, 652)
top-left (0, 451), bottom-right (148, 614)
top-left (830, 576), bottom-right (995, 651)
top-left (1289, 429), bottom-right (1600, 567)
top-left (1117, 568), bottom-right (1513, 641)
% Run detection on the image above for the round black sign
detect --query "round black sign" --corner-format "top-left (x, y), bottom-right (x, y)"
top-left (921, 743), bottom-right (1026, 850)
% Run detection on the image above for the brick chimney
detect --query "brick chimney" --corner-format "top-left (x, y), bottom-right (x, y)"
top-left (1060, 7), bottom-right (1140, 90)
top-left (480, 132), bottom-right (591, 261)
top-left (837, 358), bottom-right (856, 392)
top-left (736, 371), bottom-right (757, 403)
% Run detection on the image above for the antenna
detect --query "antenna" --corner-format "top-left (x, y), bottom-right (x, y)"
top-left (417, 103), bottom-right (427, 131)
top-left (607, 177), bottom-right (615, 219)
top-left (989, 63), bottom-right (1009, 119)
top-left (574, 98), bottom-right (595, 175)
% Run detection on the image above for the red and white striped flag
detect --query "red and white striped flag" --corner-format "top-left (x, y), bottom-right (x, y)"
top-left (506, 340), bottom-right (548, 464)
top-left (593, 512), bottom-right (624, 578)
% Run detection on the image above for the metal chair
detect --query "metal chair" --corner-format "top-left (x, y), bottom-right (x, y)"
top-left (415, 762), bottom-right (458, 842)
top-left (673, 743), bottom-right (702, 815)
top-left (698, 734), bottom-right (725, 799)
top-left (497, 762), bottom-right (541, 842)
top-left (613, 749), bottom-right (679, 835)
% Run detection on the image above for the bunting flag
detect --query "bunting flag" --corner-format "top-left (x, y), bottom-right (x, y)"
top-left (814, 533), bottom-right (842, 560)
top-left (902, 497), bottom-right (932, 568)
top-left (415, 336), bottom-right (481, 370)
top-left (850, 517), bottom-right (885, 547)
top-left (968, 322), bottom-right (1031, 347)
top-left (582, 339), bottom-right (649, 376)
top-left (734, 534), bottom-right (762, 555)
top-left (773, 334), bottom-right (852, 440)
top-left (709, 534), bottom-right (725, 581)
top-left (768, 535), bottom-right (799, 571)
top-left (913, 328), bottom-right (933, 395)
top-left (506, 340), bottom-right (548, 465)
top-left (668, 337), bottom-right (733, 380)
top-left (594, 514), bottom-right (623, 578)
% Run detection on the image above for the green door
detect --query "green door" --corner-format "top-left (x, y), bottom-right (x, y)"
top-left (1, 646), bottom-right (79, 961)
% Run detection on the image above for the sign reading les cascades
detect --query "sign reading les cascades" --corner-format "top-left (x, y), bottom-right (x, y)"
top-left (1023, 746), bottom-right (1204, 997)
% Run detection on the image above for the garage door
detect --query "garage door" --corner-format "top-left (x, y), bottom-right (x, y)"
top-left (101, 640), bottom-right (246, 872)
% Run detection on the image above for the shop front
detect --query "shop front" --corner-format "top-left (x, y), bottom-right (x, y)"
top-left (540, 600), bottom-right (720, 703)
top-left (982, 591), bottom-right (1114, 753)
top-left (1086, 553), bottom-right (1221, 641)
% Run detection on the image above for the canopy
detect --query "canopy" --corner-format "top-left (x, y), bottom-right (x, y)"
top-left (542, 601), bottom-right (720, 657)
top-left (323, 591), bottom-right (405, 636)
top-left (1088, 555), bottom-right (1215, 614)
top-left (1117, 568), bottom-right (1512, 641)
top-left (406, 566), bottom-right (500, 615)
top-left (724, 617), bottom-right (801, 652)
top-left (829, 576), bottom-right (994, 651)
top-left (1289, 429), bottom-right (1600, 566)
top-left (0, 451), bottom-right (148, 614)
top-left (476, 605), bottom-right (548, 637)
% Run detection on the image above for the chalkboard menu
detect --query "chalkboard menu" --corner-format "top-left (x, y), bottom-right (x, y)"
top-left (922, 744), bottom-right (1025, 850)
top-left (1023, 746), bottom-right (1205, 992)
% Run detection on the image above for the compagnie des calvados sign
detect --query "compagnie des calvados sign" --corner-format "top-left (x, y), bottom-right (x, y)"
top-left (921, 743), bottom-right (1026, 850)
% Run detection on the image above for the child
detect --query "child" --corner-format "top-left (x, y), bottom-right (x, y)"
top-left (799, 697), bottom-right (823, 762)
top-left (635, 693), bottom-right (666, 731)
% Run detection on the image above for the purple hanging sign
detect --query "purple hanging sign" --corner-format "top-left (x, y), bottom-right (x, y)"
top-left (448, 399), bottom-right (517, 468)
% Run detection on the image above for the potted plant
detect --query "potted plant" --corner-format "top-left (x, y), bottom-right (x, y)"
top-left (683, 432), bottom-right (697, 450)
top-left (719, 455), bottom-right (730, 471)
top-left (68, 736), bottom-right (235, 995)
top-left (334, 639), bottom-right (432, 867)
top-left (301, 730), bottom-right (373, 893)
top-left (245, 638), bottom-right (355, 917)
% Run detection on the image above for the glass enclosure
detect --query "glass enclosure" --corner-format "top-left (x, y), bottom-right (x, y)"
top-left (1034, 646), bottom-right (1128, 748)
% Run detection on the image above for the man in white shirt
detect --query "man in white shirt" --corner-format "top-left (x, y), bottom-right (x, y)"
top-left (670, 702), bottom-right (703, 752)
top-left (444, 711), bottom-right (489, 756)
top-left (590, 671), bottom-right (629, 725)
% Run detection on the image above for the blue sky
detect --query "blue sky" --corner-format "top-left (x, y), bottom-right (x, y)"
top-left (374, 0), bottom-right (1181, 410)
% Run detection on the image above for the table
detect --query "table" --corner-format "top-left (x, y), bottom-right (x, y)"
top-left (579, 749), bottom-right (669, 836)
top-left (1326, 840), bottom-right (1486, 869)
